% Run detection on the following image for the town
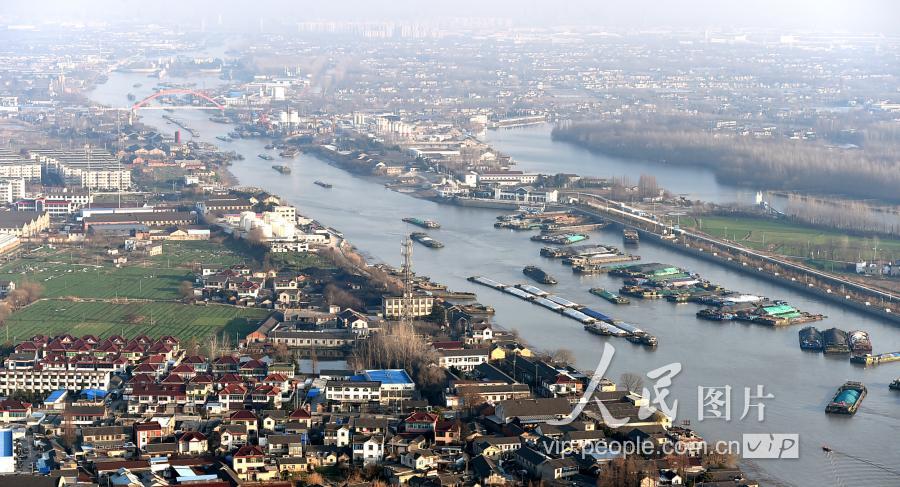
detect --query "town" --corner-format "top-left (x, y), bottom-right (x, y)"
top-left (0, 2), bottom-right (898, 486)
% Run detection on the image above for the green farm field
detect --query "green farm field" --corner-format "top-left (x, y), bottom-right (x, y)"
top-left (3, 299), bottom-right (270, 341)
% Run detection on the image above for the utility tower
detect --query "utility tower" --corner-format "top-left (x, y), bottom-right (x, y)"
top-left (400, 235), bottom-right (414, 327)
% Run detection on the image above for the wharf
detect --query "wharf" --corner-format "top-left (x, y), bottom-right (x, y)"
top-left (467, 275), bottom-right (656, 347)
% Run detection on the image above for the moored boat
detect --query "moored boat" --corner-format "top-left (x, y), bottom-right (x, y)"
top-left (848, 330), bottom-right (872, 355)
top-left (799, 326), bottom-right (824, 351)
top-left (523, 266), bottom-right (558, 285)
top-left (825, 381), bottom-right (866, 415)
top-left (530, 233), bottom-right (589, 245)
top-left (590, 288), bottom-right (630, 304)
top-left (823, 328), bottom-right (850, 354)
top-left (697, 308), bottom-right (735, 321)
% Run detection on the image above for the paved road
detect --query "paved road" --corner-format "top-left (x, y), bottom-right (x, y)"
top-left (564, 191), bottom-right (900, 311)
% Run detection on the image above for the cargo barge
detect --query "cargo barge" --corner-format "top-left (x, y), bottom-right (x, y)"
top-left (523, 266), bottom-right (557, 285)
top-left (623, 229), bottom-right (640, 244)
top-left (590, 288), bottom-right (630, 304)
top-left (540, 222), bottom-right (609, 234)
top-left (697, 308), bottom-right (736, 321)
top-left (825, 381), bottom-right (866, 415)
top-left (848, 330), bottom-right (872, 355)
top-left (410, 232), bottom-right (444, 248)
top-left (403, 217), bottom-right (441, 229)
top-left (850, 351), bottom-right (900, 366)
top-left (798, 326), bottom-right (824, 351)
top-left (541, 244), bottom-right (618, 258)
top-left (530, 233), bottom-right (589, 245)
top-left (620, 285), bottom-right (661, 299)
top-left (823, 328), bottom-right (851, 354)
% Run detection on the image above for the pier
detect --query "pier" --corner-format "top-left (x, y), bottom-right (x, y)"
top-left (467, 276), bottom-right (656, 347)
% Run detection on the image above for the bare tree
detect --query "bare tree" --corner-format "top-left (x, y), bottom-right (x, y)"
top-left (620, 372), bottom-right (644, 393)
top-left (178, 281), bottom-right (195, 301)
top-left (550, 348), bottom-right (575, 365)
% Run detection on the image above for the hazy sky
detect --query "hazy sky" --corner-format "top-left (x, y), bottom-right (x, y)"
top-left (2, 0), bottom-right (899, 34)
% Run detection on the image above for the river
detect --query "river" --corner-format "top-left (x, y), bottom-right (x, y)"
top-left (90, 72), bottom-right (899, 486)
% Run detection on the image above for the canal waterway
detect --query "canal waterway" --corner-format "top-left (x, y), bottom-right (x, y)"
top-left (91, 72), bottom-right (900, 486)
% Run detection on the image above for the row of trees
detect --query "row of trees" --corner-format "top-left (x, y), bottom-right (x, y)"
top-left (784, 194), bottom-right (900, 237)
top-left (553, 119), bottom-right (900, 202)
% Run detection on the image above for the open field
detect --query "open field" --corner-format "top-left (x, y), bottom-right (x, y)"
top-left (2, 299), bottom-right (270, 341)
top-left (1, 241), bottom-right (251, 300)
top-left (145, 240), bottom-right (250, 268)
top-left (682, 215), bottom-right (900, 263)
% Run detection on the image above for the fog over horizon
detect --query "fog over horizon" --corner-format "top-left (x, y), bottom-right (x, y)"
top-left (1, 0), bottom-right (899, 35)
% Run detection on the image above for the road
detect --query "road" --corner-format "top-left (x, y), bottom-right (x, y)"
top-left (564, 191), bottom-right (900, 317)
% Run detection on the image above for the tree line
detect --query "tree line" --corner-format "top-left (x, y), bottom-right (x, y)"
top-left (553, 119), bottom-right (900, 203)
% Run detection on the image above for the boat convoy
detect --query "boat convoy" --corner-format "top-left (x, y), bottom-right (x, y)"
top-left (468, 276), bottom-right (658, 348)
top-left (825, 381), bottom-right (867, 415)
top-left (523, 266), bottom-right (557, 285)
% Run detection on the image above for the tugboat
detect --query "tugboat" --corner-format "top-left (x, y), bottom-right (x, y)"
top-left (590, 288), bottom-right (630, 304)
top-left (314, 180), bottom-right (333, 189)
top-left (402, 217), bottom-right (440, 229)
top-left (825, 381), bottom-right (866, 415)
top-left (258, 153), bottom-right (274, 161)
top-left (623, 229), bottom-right (640, 244)
top-left (799, 326), bottom-right (824, 351)
top-left (523, 266), bottom-right (557, 285)
top-left (410, 232), bottom-right (443, 249)
top-left (848, 330), bottom-right (873, 355)
top-left (890, 379), bottom-right (900, 391)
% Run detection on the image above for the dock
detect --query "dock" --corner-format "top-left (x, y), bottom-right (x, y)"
top-left (467, 276), bottom-right (656, 346)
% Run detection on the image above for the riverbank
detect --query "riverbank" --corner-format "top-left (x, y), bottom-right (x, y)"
top-left (89, 71), bottom-right (900, 486)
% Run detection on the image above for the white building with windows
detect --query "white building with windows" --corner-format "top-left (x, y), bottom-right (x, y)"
top-left (436, 348), bottom-right (490, 371)
top-left (382, 294), bottom-right (434, 319)
top-left (324, 380), bottom-right (382, 404)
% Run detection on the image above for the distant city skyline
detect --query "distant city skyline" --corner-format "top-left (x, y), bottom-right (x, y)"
top-left (1, 0), bottom-right (898, 35)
